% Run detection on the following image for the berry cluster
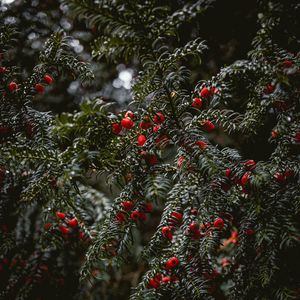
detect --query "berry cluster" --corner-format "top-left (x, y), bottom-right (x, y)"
top-left (111, 110), bottom-right (168, 167)
top-left (112, 111), bottom-right (165, 135)
top-left (34, 74), bottom-right (54, 94)
top-left (3, 74), bottom-right (54, 95)
top-left (191, 86), bottom-right (219, 132)
top-left (115, 199), bottom-right (154, 224)
top-left (44, 211), bottom-right (85, 240)
top-left (147, 256), bottom-right (180, 289)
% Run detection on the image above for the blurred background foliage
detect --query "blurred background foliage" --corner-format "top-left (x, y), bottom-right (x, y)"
top-left (1, 0), bottom-right (133, 113)
top-left (0, 0), bottom-right (258, 113)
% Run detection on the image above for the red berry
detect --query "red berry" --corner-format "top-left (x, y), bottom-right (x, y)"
top-left (210, 87), bottom-right (218, 94)
top-left (264, 84), bottom-right (275, 94)
top-left (59, 225), bottom-right (70, 235)
top-left (8, 81), bottom-right (18, 92)
top-left (111, 123), bottom-right (122, 135)
top-left (231, 230), bottom-right (239, 239)
top-left (35, 83), bottom-right (45, 94)
top-left (68, 218), bottom-right (78, 228)
top-left (153, 112), bottom-right (165, 124)
top-left (131, 211), bottom-right (140, 221)
top-left (164, 232), bottom-right (173, 241)
top-left (188, 222), bottom-right (198, 232)
top-left (241, 172), bottom-right (250, 186)
top-left (79, 231), bottom-right (85, 240)
top-left (162, 226), bottom-right (172, 241)
top-left (153, 125), bottom-right (161, 133)
top-left (195, 140), bottom-right (208, 150)
top-left (116, 211), bottom-right (126, 223)
top-left (284, 170), bottom-right (294, 178)
top-left (0, 67), bottom-right (7, 74)
top-left (294, 132), bottom-right (300, 142)
top-left (162, 276), bottom-right (171, 284)
top-left (177, 156), bottom-right (185, 168)
top-left (144, 202), bottom-right (153, 212)
top-left (282, 60), bottom-right (293, 68)
top-left (121, 200), bottom-right (134, 211)
top-left (137, 134), bottom-right (147, 146)
top-left (139, 117), bottom-right (152, 130)
top-left (213, 218), bottom-right (224, 229)
top-left (165, 256), bottom-right (179, 270)
top-left (121, 117), bottom-right (134, 129)
top-left (139, 150), bottom-right (147, 158)
top-left (171, 212), bottom-right (183, 223)
top-left (56, 212), bottom-right (66, 220)
top-left (200, 87), bottom-right (211, 98)
top-left (147, 154), bottom-right (158, 165)
top-left (44, 223), bottom-right (52, 231)
top-left (245, 229), bottom-right (256, 236)
top-left (271, 129), bottom-right (279, 138)
top-left (191, 208), bottom-right (198, 216)
top-left (139, 212), bottom-right (147, 221)
top-left (225, 168), bottom-right (232, 178)
top-left (153, 274), bottom-right (162, 281)
top-left (192, 97), bottom-right (202, 109)
top-left (244, 160), bottom-right (256, 170)
top-left (124, 110), bottom-right (134, 119)
top-left (154, 274), bottom-right (162, 282)
top-left (274, 172), bottom-right (285, 183)
top-left (147, 278), bottom-right (160, 289)
top-left (221, 258), bottom-right (231, 268)
top-left (39, 264), bottom-right (49, 272)
top-left (162, 226), bottom-right (171, 235)
top-left (43, 74), bottom-right (54, 85)
top-left (192, 229), bottom-right (202, 240)
top-left (202, 120), bottom-right (215, 132)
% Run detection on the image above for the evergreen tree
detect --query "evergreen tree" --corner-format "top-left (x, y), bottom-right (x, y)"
top-left (1, 0), bottom-right (300, 299)
top-left (0, 26), bottom-right (96, 299)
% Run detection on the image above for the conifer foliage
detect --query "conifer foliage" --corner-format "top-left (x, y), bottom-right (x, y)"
top-left (0, 27), bottom-right (97, 299)
top-left (1, 0), bottom-right (300, 299)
